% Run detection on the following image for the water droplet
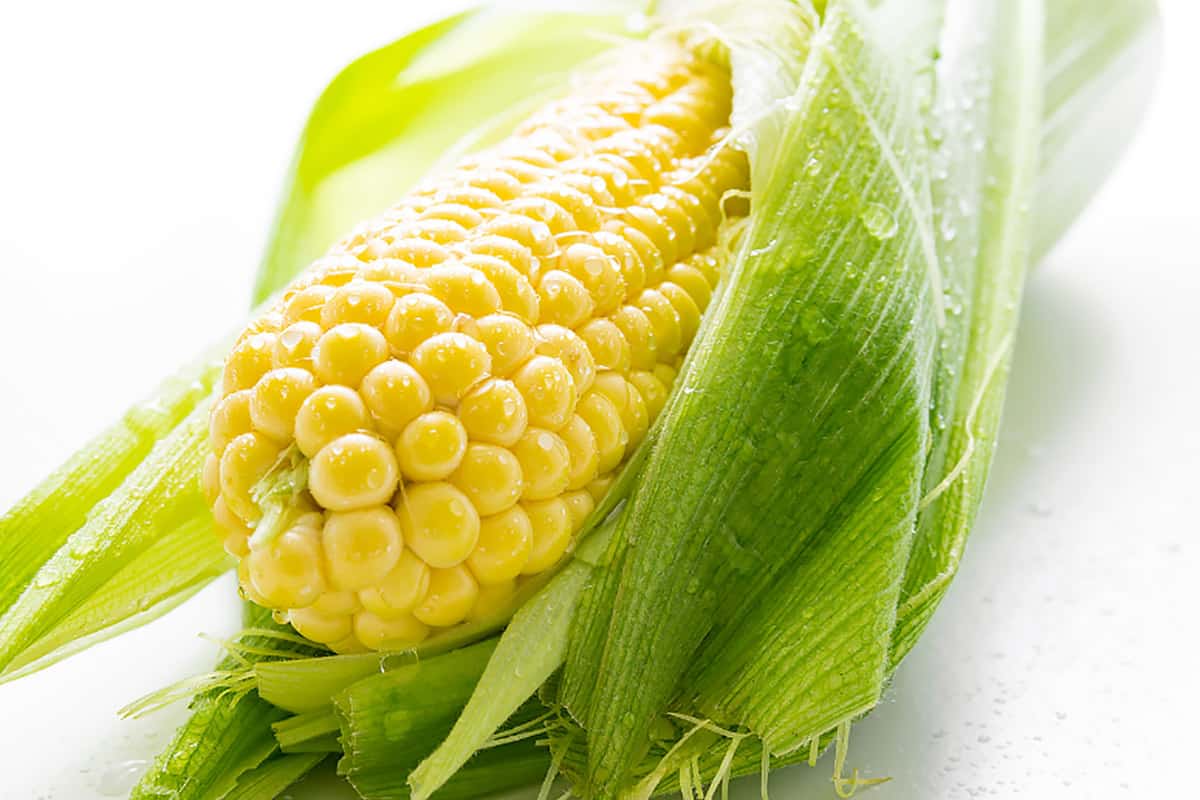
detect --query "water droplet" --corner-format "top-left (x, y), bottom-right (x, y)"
top-left (1026, 502), bottom-right (1053, 518)
top-left (804, 157), bottom-right (822, 177)
top-left (860, 203), bottom-right (898, 240)
top-left (940, 218), bottom-right (958, 243)
top-left (97, 760), bottom-right (149, 796)
top-left (33, 570), bottom-right (59, 590)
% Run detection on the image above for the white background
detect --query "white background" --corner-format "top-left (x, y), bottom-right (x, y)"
top-left (0, 1), bottom-right (1196, 798)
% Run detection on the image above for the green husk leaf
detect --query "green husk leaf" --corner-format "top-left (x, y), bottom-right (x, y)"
top-left (0, 405), bottom-right (221, 679)
top-left (1, 513), bottom-right (228, 681)
top-left (131, 603), bottom-right (325, 800)
top-left (222, 753), bottom-right (326, 800)
top-left (1033, 0), bottom-right (1160, 259)
top-left (0, 350), bottom-right (218, 622)
top-left (274, 709), bottom-right (342, 752)
top-left (335, 639), bottom-right (500, 798)
top-left (557, 0), bottom-right (942, 788)
top-left (891, 0), bottom-right (1044, 662)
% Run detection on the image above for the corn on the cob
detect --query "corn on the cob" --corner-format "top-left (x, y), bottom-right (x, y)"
top-left (204, 43), bottom-right (748, 653)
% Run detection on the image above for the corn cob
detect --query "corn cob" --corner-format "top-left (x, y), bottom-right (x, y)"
top-left (204, 43), bottom-right (748, 654)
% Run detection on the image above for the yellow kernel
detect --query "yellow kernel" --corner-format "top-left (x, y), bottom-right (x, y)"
top-left (284, 284), bottom-right (335, 325)
top-left (328, 634), bottom-right (370, 655)
top-left (467, 579), bottom-right (517, 623)
top-left (560, 166), bottom-right (619, 203)
top-left (466, 169), bottom-right (523, 200)
top-left (354, 611), bottom-right (429, 650)
top-left (311, 590), bottom-right (361, 616)
top-left (308, 257), bottom-right (361, 286)
top-left (396, 482), bottom-right (480, 568)
top-left (537, 270), bottom-right (594, 328)
top-left (237, 558), bottom-right (271, 607)
top-left (644, 101), bottom-right (708, 145)
top-left (201, 452), bottom-right (221, 505)
top-left (458, 379), bottom-right (528, 447)
top-left (247, 517), bottom-right (326, 609)
top-left (475, 314), bottom-right (535, 376)
top-left (384, 238), bottom-right (451, 267)
top-left (591, 371), bottom-right (631, 415)
top-left (219, 432), bottom-right (281, 522)
top-left (294, 385), bottom-right (371, 458)
top-left (213, 496), bottom-right (251, 557)
top-left (223, 333), bottom-right (277, 394)
top-left (423, 263), bottom-right (502, 317)
top-left (534, 324), bottom-right (596, 395)
top-left (562, 489), bottom-right (596, 532)
top-left (360, 360), bottom-right (433, 434)
top-left (396, 410), bottom-right (468, 481)
top-left (575, 155), bottom-right (637, 205)
top-left (658, 281), bottom-right (702, 345)
top-left (479, 214), bottom-right (556, 260)
top-left (675, 176), bottom-right (722, 230)
top-left (413, 565), bottom-right (479, 627)
top-left (460, 255), bottom-right (540, 323)
top-left (585, 474), bottom-right (614, 502)
top-left (624, 381), bottom-right (650, 448)
top-left (273, 321), bottom-right (323, 370)
top-left (359, 259), bottom-right (422, 286)
top-left (420, 202), bottom-right (484, 229)
top-left (436, 186), bottom-right (503, 211)
top-left (250, 368), bottom-right (317, 443)
top-left (309, 433), bottom-right (400, 511)
top-left (610, 305), bottom-right (658, 371)
top-left (688, 251), bottom-right (722, 287)
top-left (359, 548), bottom-right (430, 617)
top-left (496, 151), bottom-right (555, 176)
top-left (662, 186), bottom-right (716, 251)
top-left (521, 498), bottom-right (572, 574)
top-left (577, 318), bottom-right (632, 373)
top-left (461, 236), bottom-right (537, 280)
top-left (322, 506), bottom-right (404, 591)
top-left (594, 135), bottom-right (660, 184)
top-left (666, 263), bottom-right (713, 310)
top-left (451, 443), bottom-right (523, 516)
top-left (511, 355), bottom-right (576, 430)
top-left (508, 196), bottom-right (577, 236)
top-left (653, 362), bottom-right (678, 391)
top-left (320, 282), bottom-right (395, 329)
top-left (624, 204), bottom-right (678, 266)
top-left (646, 193), bottom-right (695, 260)
top-left (384, 293), bottom-right (454, 356)
top-left (560, 243), bottom-right (626, 315)
top-left (289, 606), bottom-right (354, 645)
top-left (614, 224), bottom-right (665, 286)
top-left (409, 332), bottom-right (492, 405)
top-left (210, 389), bottom-right (254, 454)
top-left (635, 289), bottom-right (683, 359)
top-left (559, 414), bottom-right (600, 490)
top-left (312, 323), bottom-right (389, 387)
top-left (399, 218), bottom-right (469, 245)
top-left (577, 391), bottom-right (628, 473)
top-left (466, 505), bottom-right (533, 584)
top-left (512, 428), bottom-right (571, 501)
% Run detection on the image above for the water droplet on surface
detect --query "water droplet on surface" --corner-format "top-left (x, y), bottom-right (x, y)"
top-left (860, 203), bottom-right (898, 240)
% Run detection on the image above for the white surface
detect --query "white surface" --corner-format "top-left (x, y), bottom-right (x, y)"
top-left (0, 1), bottom-right (1196, 798)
